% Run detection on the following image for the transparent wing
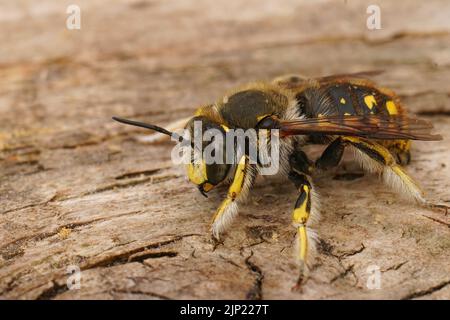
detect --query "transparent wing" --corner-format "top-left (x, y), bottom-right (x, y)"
top-left (280, 115), bottom-right (442, 141)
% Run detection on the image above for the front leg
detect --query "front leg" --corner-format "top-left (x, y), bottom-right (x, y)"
top-left (211, 155), bottom-right (256, 239)
top-left (289, 153), bottom-right (321, 285)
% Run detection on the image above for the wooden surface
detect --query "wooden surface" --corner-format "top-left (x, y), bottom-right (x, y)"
top-left (0, 0), bottom-right (449, 299)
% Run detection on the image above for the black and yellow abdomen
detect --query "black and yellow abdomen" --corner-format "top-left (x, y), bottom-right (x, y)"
top-left (293, 77), bottom-right (411, 162)
top-left (297, 80), bottom-right (405, 120)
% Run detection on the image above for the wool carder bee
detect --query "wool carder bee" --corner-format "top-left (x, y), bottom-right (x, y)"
top-left (113, 71), bottom-right (443, 285)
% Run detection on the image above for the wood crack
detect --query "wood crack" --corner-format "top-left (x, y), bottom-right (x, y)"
top-left (27, 234), bottom-right (200, 300)
top-left (80, 234), bottom-right (200, 270)
top-left (401, 280), bottom-right (450, 300)
top-left (0, 210), bottom-right (143, 261)
top-left (110, 288), bottom-right (171, 300)
top-left (244, 251), bottom-right (264, 300)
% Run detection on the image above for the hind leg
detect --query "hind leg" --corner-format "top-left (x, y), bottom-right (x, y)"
top-left (343, 137), bottom-right (425, 204)
top-left (316, 138), bottom-right (412, 170)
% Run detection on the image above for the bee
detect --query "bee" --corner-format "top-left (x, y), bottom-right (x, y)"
top-left (113, 71), bottom-right (443, 285)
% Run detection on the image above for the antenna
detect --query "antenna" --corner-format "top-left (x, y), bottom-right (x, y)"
top-left (112, 116), bottom-right (184, 142)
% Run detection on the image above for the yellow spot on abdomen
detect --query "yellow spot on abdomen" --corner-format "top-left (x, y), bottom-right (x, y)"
top-left (364, 95), bottom-right (377, 110)
top-left (386, 100), bottom-right (398, 115)
top-left (340, 98), bottom-right (346, 104)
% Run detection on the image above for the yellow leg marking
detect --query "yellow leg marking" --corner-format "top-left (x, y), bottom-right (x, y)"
top-left (292, 184), bottom-right (311, 262)
top-left (392, 165), bottom-right (424, 195)
top-left (298, 226), bottom-right (308, 261)
top-left (212, 198), bottom-right (232, 224)
top-left (293, 185), bottom-right (310, 224)
top-left (343, 136), bottom-right (395, 165)
top-left (211, 155), bottom-right (248, 225)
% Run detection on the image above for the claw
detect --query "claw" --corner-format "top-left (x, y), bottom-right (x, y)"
top-left (291, 261), bottom-right (309, 292)
top-left (210, 234), bottom-right (224, 251)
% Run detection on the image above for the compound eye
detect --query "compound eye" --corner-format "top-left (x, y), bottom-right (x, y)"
top-left (257, 115), bottom-right (280, 129)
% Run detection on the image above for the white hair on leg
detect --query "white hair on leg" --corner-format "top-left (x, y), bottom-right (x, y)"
top-left (350, 145), bottom-right (425, 204)
top-left (291, 180), bottom-right (322, 268)
top-left (383, 165), bottom-right (425, 204)
top-left (211, 164), bottom-right (257, 239)
top-left (211, 201), bottom-right (239, 240)
top-left (350, 146), bottom-right (383, 174)
top-left (308, 181), bottom-right (321, 226)
top-left (306, 227), bottom-right (319, 263)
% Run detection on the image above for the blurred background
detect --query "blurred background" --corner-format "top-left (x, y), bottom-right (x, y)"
top-left (0, 0), bottom-right (449, 299)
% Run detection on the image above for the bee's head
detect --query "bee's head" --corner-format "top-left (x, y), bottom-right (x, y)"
top-left (184, 116), bottom-right (231, 197)
top-left (112, 115), bottom-right (231, 198)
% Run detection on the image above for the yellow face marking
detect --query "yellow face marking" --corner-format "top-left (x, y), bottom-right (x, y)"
top-left (340, 98), bottom-right (346, 104)
top-left (344, 112), bottom-right (351, 116)
top-left (187, 161), bottom-right (207, 185)
top-left (386, 100), bottom-right (398, 115)
top-left (364, 95), bottom-right (377, 110)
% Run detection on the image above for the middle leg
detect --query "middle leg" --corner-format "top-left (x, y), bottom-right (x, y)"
top-left (288, 152), bottom-right (321, 282)
top-left (343, 137), bottom-right (425, 203)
